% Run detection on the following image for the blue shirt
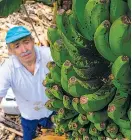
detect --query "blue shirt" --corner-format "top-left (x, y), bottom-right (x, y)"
top-left (0, 46), bottom-right (53, 120)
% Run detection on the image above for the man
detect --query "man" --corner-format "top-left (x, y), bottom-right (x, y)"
top-left (0, 26), bottom-right (54, 140)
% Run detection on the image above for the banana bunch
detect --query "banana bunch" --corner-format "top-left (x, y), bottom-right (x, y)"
top-left (43, 0), bottom-right (131, 139)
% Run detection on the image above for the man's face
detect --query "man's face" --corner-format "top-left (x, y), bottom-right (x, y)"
top-left (8, 36), bottom-right (35, 64)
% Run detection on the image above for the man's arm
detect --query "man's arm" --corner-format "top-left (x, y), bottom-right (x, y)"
top-left (0, 61), bottom-right (11, 122)
top-left (0, 60), bottom-right (11, 98)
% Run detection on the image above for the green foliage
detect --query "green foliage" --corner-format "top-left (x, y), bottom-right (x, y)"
top-left (36, 0), bottom-right (55, 6)
top-left (0, 0), bottom-right (22, 17)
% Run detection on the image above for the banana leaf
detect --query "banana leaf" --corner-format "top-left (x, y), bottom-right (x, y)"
top-left (0, 0), bottom-right (22, 17)
top-left (36, 0), bottom-right (55, 6)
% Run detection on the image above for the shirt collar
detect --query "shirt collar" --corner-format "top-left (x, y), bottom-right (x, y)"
top-left (12, 46), bottom-right (41, 68)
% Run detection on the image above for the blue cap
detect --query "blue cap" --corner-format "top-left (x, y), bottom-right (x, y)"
top-left (5, 26), bottom-right (31, 44)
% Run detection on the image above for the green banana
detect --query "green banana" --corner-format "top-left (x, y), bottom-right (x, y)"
top-left (80, 84), bottom-right (116, 112)
top-left (58, 108), bottom-right (78, 120)
top-left (59, 124), bottom-right (69, 133)
top-left (61, 60), bottom-right (78, 93)
top-left (106, 122), bottom-right (119, 139)
top-left (72, 131), bottom-right (81, 138)
top-left (43, 73), bottom-right (55, 88)
top-left (111, 56), bottom-right (131, 84)
top-left (47, 61), bottom-right (61, 84)
top-left (72, 0), bottom-right (91, 40)
top-left (120, 128), bottom-right (131, 140)
top-left (113, 115), bottom-right (131, 129)
top-left (94, 122), bottom-right (107, 131)
top-left (44, 100), bottom-right (58, 111)
top-left (51, 85), bottom-right (64, 100)
top-left (84, 0), bottom-right (109, 40)
top-left (51, 115), bottom-right (56, 124)
top-left (89, 123), bottom-right (101, 137)
top-left (107, 90), bottom-right (130, 120)
top-left (63, 10), bottom-right (88, 47)
top-left (94, 20), bottom-right (117, 62)
top-left (56, 8), bottom-right (91, 50)
top-left (54, 126), bottom-right (63, 135)
top-left (63, 95), bottom-right (74, 110)
top-left (116, 133), bottom-right (125, 139)
top-left (68, 76), bottom-right (102, 97)
top-left (78, 114), bottom-right (89, 125)
top-left (97, 134), bottom-right (106, 140)
top-left (83, 134), bottom-right (92, 140)
top-left (67, 137), bottom-right (74, 140)
top-left (61, 76), bottom-right (69, 93)
top-left (47, 25), bottom-right (60, 62)
top-left (50, 98), bottom-right (64, 108)
top-left (51, 114), bottom-right (61, 124)
top-left (53, 39), bottom-right (72, 67)
top-left (103, 130), bottom-right (111, 138)
top-left (72, 0), bottom-right (87, 26)
top-left (128, 0), bottom-right (131, 10)
top-left (56, 9), bottom-right (66, 35)
top-left (111, 79), bottom-right (131, 93)
top-left (127, 106), bottom-right (131, 121)
top-left (121, 23), bottom-right (131, 58)
top-left (59, 119), bottom-right (72, 133)
top-left (109, 16), bottom-right (131, 57)
top-left (78, 127), bottom-right (88, 135)
top-left (72, 98), bottom-right (86, 114)
top-left (70, 116), bottom-right (83, 131)
top-left (61, 60), bottom-right (78, 80)
top-left (45, 88), bottom-right (55, 99)
top-left (47, 24), bottom-right (60, 45)
top-left (87, 109), bottom-right (108, 123)
top-left (66, 132), bottom-right (73, 140)
top-left (61, 31), bottom-right (102, 68)
top-left (68, 118), bottom-right (74, 130)
top-left (56, 9), bottom-right (86, 56)
top-left (110, 0), bottom-right (128, 23)
top-left (90, 136), bottom-right (98, 140)
top-left (75, 135), bottom-right (83, 140)
top-left (73, 61), bottom-right (109, 80)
